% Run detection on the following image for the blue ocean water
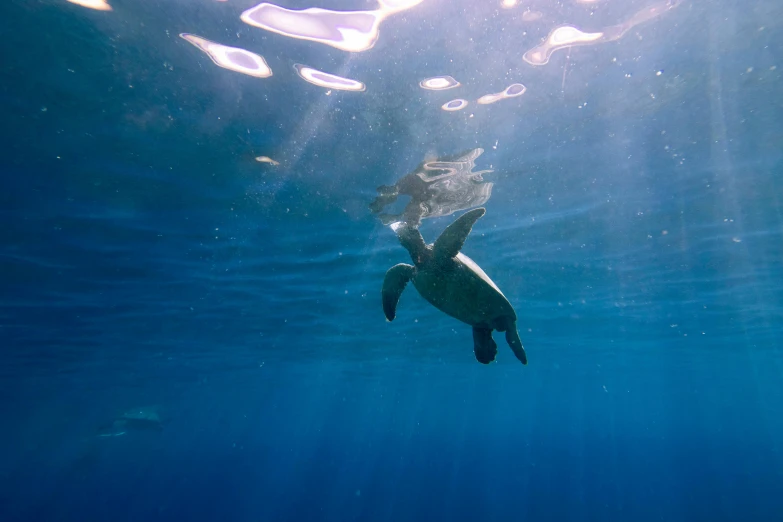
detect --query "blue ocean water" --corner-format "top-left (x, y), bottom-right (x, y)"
top-left (1, 0), bottom-right (782, 520)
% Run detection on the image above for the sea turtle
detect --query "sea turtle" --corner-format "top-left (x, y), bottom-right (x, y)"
top-left (382, 207), bottom-right (527, 365)
top-left (96, 406), bottom-right (163, 437)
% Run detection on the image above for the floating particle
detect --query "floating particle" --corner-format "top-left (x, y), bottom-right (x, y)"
top-left (255, 156), bottom-right (280, 165)
top-left (419, 76), bottom-right (460, 90)
top-left (441, 99), bottom-right (468, 111)
top-left (477, 83), bottom-right (527, 105)
top-left (180, 34), bottom-right (272, 78)
top-left (293, 64), bottom-right (365, 91)
top-left (501, 0), bottom-right (519, 9)
top-left (67, 0), bottom-right (112, 10)
top-left (240, 0), bottom-right (423, 53)
top-left (523, 25), bottom-right (604, 66)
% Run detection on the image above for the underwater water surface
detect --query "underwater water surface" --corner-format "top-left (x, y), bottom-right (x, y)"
top-left (1, 0), bottom-right (782, 521)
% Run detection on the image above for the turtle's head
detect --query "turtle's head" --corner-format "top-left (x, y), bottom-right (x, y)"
top-left (391, 222), bottom-right (431, 267)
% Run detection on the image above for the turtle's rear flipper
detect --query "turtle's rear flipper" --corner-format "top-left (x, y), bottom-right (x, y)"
top-left (505, 326), bottom-right (528, 365)
top-left (382, 264), bottom-right (414, 321)
top-left (472, 327), bottom-right (497, 364)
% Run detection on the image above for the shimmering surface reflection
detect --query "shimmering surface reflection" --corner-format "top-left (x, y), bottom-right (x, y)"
top-left (180, 34), bottom-right (273, 78)
top-left (523, 26), bottom-right (604, 66)
top-left (477, 83), bottom-right (527, 105)
top-left (419, 76), bottom-right (461, 91)
top-left (294, 64), bottom-right (366, 91)
top-left (601, 0), bottom-right (684, 41)
top-left (241, 1), bottom-right (424, 53)
top-left (521, 9), bottom-right (543, 21)
top-left (441, 99), bottom-right (469, 111)
top-left (67, 0), bottom-right (112, 10)
top-left (370, 148), bottom-right (493, 227)
top-left (523, 0), bottom-right (683, 66)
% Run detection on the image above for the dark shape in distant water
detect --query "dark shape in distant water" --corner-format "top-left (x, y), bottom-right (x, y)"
top-left (369, 148), bottom-right (493, 228)
top-left (97, 406), bottom-right (163, 438)
top-left (382, 208), bottom-right (527, 365)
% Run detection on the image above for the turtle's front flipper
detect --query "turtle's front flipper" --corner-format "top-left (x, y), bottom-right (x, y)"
top-left (382, 264), bottom-right (415, 321)
top-left (505, 325), bottom-right (528, 365)
top-left (472, 327), bottom-right (498, 364)
top-left (433, 207), bottom-right (486, 261)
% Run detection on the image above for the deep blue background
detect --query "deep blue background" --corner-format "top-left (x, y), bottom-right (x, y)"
top-left (1, 0), bottom-right (782, 521)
